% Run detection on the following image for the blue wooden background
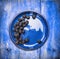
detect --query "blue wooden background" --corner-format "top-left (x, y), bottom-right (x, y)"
top-left (0, 0), bottom-right (60, 59)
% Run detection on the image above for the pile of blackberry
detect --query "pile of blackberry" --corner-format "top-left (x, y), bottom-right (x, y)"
top-left (13, 15), bottom-right (30, 44)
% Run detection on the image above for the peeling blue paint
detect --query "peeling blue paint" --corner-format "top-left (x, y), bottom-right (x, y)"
top-left (0, 0), bottom-right (60, 59)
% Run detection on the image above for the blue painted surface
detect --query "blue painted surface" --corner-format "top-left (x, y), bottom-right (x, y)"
top-left (0, 0), bottom-right (60, 59)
